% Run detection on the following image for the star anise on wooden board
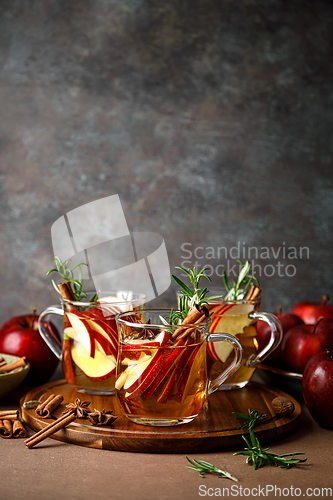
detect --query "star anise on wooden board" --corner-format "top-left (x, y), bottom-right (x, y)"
top-left (64, 399), bottom-right (91, 418)
top-left (88, 409), bottom-right (118, 426)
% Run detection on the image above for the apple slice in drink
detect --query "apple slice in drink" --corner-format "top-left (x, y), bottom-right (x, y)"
top-left (71, 341), bottom-right (116, 380)
top-left (174, 343), bottom-right (206, 404)
top-left (66, 313), bottom-right (96, 358)
top-left (141, 337), bottom-right (186, 401)
top-left (157, 340), bottom-right (196, 404)
top-left (116, 331), bottom-right (170, 399)
top-left (85, 319), bottom-right (118, 358)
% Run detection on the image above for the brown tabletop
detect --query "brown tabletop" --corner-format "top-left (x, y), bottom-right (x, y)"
top-left (1, 368), bottom-right (332, 500)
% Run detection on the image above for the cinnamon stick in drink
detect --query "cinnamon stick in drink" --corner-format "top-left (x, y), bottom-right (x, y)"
top-left (171, 304), bottom-right (209, 341)
top-left (246, 285), bottom-right (261, 301)
top-left (57, 281), bottom-right (77, 385)
top-left (36, 394), bottom-right (64, 418)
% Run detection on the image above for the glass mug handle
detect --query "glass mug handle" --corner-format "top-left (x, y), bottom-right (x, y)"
top-left (206, 333), bottom-right (243, 395)
top-left (38, 305), bottom-right (64, 359)
top-left (247, 311), bottom-right (282, 367)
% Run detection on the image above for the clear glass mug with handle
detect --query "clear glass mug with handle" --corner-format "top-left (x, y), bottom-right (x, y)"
top-left (38, 291), bottom-right (146, 395)
top-left (115, 309), bottom-right (243, 426)
top-left (206, 296), bottom-right (282, 390)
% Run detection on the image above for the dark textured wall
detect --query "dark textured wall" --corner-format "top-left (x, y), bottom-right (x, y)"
top-left (0, 0), bottom-right (333, 322)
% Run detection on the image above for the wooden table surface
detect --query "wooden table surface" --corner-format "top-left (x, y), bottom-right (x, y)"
top-left (1, 366), bottom-right (332, 500)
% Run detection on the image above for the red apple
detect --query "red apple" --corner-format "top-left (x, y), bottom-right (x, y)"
top-left (302, 351), bottom-right (333, 429)
top-left (0, 311), bottom-right (59, 385)
top-left (291, 295), bottom-right (333, 324)
top-left (281, 319), bottom-right (333, 374)
top-left (257, 306), bottom-right (304, 366)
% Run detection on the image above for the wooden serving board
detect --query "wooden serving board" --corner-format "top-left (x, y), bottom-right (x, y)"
top-left (20, 379), bottom-right (301, 453)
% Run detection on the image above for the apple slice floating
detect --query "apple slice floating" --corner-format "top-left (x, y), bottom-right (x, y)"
top-left (174, 342), bottom-right (206, 404)
top-left (71, 341), bottom-right (116, 380)
top-left (117, 330), bottom-right (170, 399)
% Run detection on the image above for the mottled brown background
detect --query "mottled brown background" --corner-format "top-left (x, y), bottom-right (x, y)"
top-left (0, 0), bottom-right (332, 323)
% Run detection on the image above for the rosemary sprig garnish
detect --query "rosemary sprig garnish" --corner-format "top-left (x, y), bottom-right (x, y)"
top-left (47, 256), bottom-right (98, 302)
top-left (186, 457), bottom-right (238, 482)
top-left (223, 260), bottom-right (260, 300)
top-left (234, 431), bottom-right (307, 470)
top-left (233, 409), bottom-right (266, 430)
top-left (233, 409), bottom-right (307, 470)
top-left (172, 266), bottom-right (222, 321)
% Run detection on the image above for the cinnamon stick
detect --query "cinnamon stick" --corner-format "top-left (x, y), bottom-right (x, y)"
top-left (24, 399), bottom-right (91, 449)
top-left (24, 412), bottom-right (76, 449)
top-left (0, 419), bottom-right (13, 438)
top-left (171, 304), bottom-right (209, 340)
top-left (0, 410), bottom-right (19, 419)
top-left (0, 357), bottom-right (27, 373)
top-left (0, 360), bottom-right (7, 369)
top-left (36, 394), bottom-right (64, 418)
top-left (246, 285), bottom-right (261, 301)
top-left (13, 419), bottom-right (26, 438)
top-left (0, 413), bottom-right (20, 421)
top-left (57, 281), bottom-right (77, 385)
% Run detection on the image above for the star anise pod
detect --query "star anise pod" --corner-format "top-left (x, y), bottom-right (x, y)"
top-left (88, 409), bottom-right (118, 426)
top-left (126, 320), bottom-right (155, 341)
top-left (64, 399), bottom-right (91, 418)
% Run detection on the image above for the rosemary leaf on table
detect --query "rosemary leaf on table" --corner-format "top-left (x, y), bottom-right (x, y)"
top-left (186, 457), bottom-right (238, 482)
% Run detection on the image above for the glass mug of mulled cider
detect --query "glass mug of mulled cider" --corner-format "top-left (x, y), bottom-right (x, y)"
top-left (115, 309), bottom-right (243, 426)
top-left (206, 296), bottom-right (282, 390)
top-left (38, 291), bottom-right (146, 395)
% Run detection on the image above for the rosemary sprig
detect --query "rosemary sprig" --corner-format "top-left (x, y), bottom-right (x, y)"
top-left (186, 457), bottom-right (238, 482)
top-left (223, 260), bottom-right (260, 300)
top-left (172, 266), bottom-right (223, 321)
top-left (234, 430), bottom-right (307, 470)
top-left (233, 409), bottom-right (266, 430)
top-left (47, 256), bottom-right (98, 302)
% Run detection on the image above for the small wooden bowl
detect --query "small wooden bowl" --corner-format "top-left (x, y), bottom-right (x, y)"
top-left (0, 354), bottom-right (30, 400)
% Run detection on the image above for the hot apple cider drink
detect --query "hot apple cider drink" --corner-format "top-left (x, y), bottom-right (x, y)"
top-left (115, 268), bottom-right (243, 426)
top-left (38, 257), bottom-right (145, 395)
top-left (175, 262), bottom-right (282, 391)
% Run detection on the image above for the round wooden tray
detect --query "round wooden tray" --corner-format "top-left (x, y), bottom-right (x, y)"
top-left (20, 379), bottom-right (301, 453)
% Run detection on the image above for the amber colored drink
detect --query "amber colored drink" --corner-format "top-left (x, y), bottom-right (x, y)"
top-left (207, 301), bottom-right (260, 390)
top-left (116, 340), bottom-right (207, 425)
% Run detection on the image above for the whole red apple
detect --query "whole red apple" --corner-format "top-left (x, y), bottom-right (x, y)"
top-left (281, 319), bottom-right (333, 374)
top-left (302, 351), bottom-right (333, 429)
top-left (291, 295), bottom-right (333, 324)
top-left (0, 310), bottom-right (59, 385)
top-left (256, 306), bottom-right (304, 367)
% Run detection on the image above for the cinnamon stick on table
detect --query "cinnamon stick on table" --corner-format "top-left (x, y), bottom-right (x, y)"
top-left (0, 410), bottom-right (19, 419)
top-left (13, 419), bottom-right (26, 438)
top-left (0, 419), bottom-right (13, 439)
top-left (24, 399), bottom-right (91, 449)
